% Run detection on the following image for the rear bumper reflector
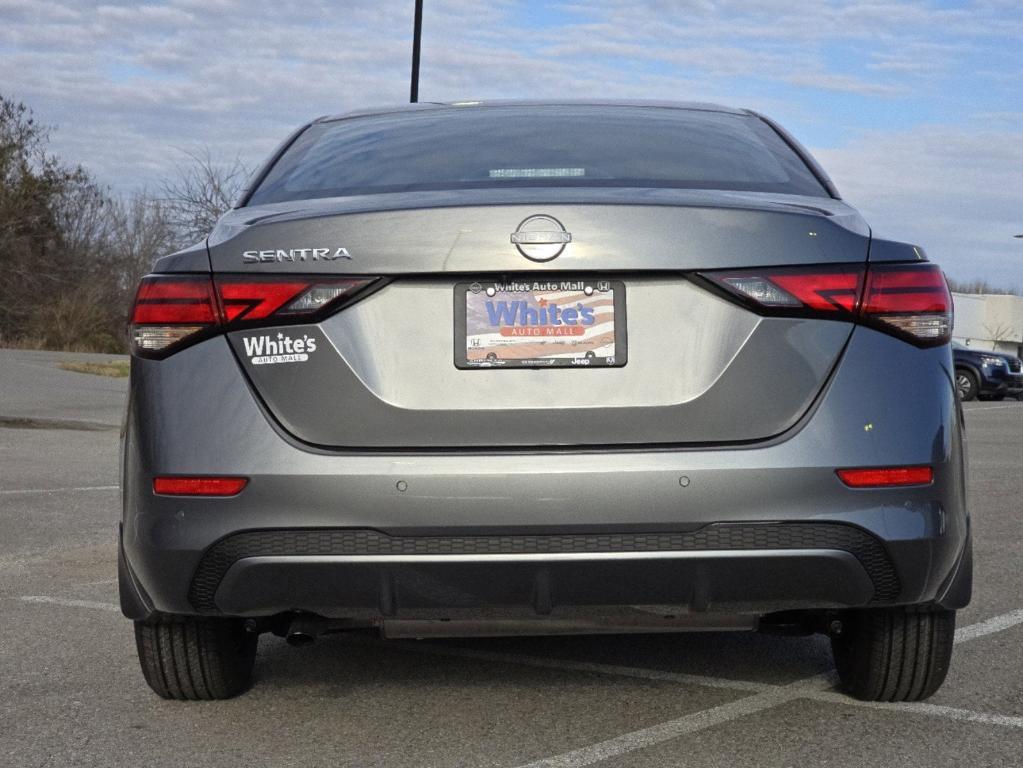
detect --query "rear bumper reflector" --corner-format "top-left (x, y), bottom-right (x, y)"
top-left (153, 477), bottom-right (249, 497)
top-left (836, 466), bottom-right (933, 488)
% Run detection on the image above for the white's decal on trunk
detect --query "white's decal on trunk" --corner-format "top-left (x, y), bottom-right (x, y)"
top-left (243, 333), bottom-right (317, 365)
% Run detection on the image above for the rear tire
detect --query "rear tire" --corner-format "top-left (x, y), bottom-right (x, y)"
top-left (134, 617), bottom-right (257, 700)
top-left (831, 607), bottom-right (955, 702)
top-left (955, 369), bottom-right (978, 401)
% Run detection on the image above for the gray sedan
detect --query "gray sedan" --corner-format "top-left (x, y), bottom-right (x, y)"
top-left (120, 101), bottom-right (969, 703)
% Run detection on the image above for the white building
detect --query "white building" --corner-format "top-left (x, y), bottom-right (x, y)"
top-left (952, 292), bottom-right (1023, 357)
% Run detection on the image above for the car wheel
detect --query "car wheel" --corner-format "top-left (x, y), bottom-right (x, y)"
top-left (955, 369), bottom-right (978, 401)
top-left (831, 607), bottom-right (955, 702)
top-left (134, 617), bottom-right (257, 700)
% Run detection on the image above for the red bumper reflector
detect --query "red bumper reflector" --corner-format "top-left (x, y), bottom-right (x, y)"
top-left (836, 466), bottom-right (933, 488)
top-left (153, 477), bottom-right (248, 496)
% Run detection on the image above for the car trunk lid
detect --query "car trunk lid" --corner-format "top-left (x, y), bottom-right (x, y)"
top-left (211, 191), bottom-right (869, 448)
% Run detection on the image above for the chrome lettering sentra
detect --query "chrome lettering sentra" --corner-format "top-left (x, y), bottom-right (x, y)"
top-left (242, 247), bottom-right (352, 263)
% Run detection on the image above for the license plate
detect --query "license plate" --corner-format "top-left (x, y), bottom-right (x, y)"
top-left (454, 279), bottom-right (627, 369)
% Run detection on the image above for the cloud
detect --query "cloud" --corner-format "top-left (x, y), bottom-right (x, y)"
top-left (784, 73), bottom-right (907, 96)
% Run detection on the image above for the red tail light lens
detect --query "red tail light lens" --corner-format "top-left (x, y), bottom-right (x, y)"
top-left (218, 280), bottom-right (316, 322)
top-left (153, 476), bottom-right (248, 496)
top-left (836, 466), bottom-right (933, 488)
top-left (860, 263), bottom-right (951, 346)
top-left (701, 262), bottom-right (951, 347)
top-left (130, 275), bottom-right (376, 357)
top-left (216, 277), bottom-right (372, 322)
top-left (131, 276), bottom-right (219, 354)
top-left (712, 266), bottom-right (864, 313)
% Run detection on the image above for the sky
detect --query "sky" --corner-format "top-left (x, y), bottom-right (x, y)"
top-left (1, 0), bottom-right (1021, 286)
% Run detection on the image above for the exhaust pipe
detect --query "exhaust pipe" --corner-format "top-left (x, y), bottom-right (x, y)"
top-left (285, 614), bottom-right (326, 646)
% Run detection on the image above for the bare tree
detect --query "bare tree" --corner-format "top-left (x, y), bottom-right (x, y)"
top-left (161, 148), bottom-right (249, 244)
top-left (108, 191), bottom-right (180, 291)
top-left (0, 94), bottom-right (196, 352)
top-left (25, 282), bottom-right (120, 352)
top-left (52, 173), bottom-right (110, 262)
top-left (983, 322), bottom-right (1019, 343)
top-left (0, 95), bottom-right (114, 346)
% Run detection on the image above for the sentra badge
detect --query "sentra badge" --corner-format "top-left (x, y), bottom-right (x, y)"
top-left (242, 247), bottom-right (352, 264)
top-left (243, 332), bottom-right (317, 365)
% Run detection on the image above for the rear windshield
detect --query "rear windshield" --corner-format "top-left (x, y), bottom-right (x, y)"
top-left (247, 106), bottom-right (828, 205)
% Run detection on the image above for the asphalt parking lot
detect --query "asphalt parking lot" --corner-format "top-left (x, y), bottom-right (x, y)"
top-left (2, 347), bottom-right (1022, 767)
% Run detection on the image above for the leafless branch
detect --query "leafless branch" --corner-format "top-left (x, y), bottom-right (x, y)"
top-left (160, 147), bottom-right (249, 244)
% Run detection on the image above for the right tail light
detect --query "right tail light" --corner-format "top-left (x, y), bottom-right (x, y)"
top-left (859, 263), bottom-right (952, 346)
top-left (700, 262), bottom-right (951, 347)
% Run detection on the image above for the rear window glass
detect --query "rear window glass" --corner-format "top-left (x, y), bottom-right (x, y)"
top-left (247, 106), bottom-right (828, 205)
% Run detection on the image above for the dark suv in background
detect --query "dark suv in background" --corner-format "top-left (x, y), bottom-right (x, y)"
top-left (953, 342), bottom-right (1023, 401)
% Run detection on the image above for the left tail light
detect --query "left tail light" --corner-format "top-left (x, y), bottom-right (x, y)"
top-left (130, 276), bottom-right (219, 354)
top-left (699, 262), bottom-right (951, 347)
top-left (130, 275), bottom-right (376, 357)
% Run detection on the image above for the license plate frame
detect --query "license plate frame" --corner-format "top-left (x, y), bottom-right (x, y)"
top-left (454, 278), bottom-right (628, 369)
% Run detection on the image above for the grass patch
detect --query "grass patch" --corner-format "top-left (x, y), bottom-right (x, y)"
top-left (57, 360), bottom-right (130, 378)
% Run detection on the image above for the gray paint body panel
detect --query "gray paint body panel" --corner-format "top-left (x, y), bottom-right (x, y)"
top-left (153, 240), bottom-right (211, 273)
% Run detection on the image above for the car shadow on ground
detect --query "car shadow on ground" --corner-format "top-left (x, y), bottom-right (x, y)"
top-left (251, 630), bottom-right (835, 692)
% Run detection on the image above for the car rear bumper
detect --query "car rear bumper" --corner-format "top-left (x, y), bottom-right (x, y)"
top-left (121, 327), bottom-right (971, 620)
top-left (188, 523), bottom-right (890, 617)
top-left (120, 505), bottom-right (962, 621)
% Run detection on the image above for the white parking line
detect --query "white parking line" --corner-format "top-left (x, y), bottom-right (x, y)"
top-left (0, 485), bottom-right (118, 496)
top-left (74, 578), bottom-right (119, 587)
top-left (19, 595), bottom-right (120, 612)
top-left (508, 607), bottom-right (1023, 767)
top-left (809, 691), bottom-right (1023, 729)
top-left (954, 608), bottom-right (1023, 643)
top-left (962, 403), bottom-right (1023, 412)
top-left (517, 675), bottom-right (835, 768)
